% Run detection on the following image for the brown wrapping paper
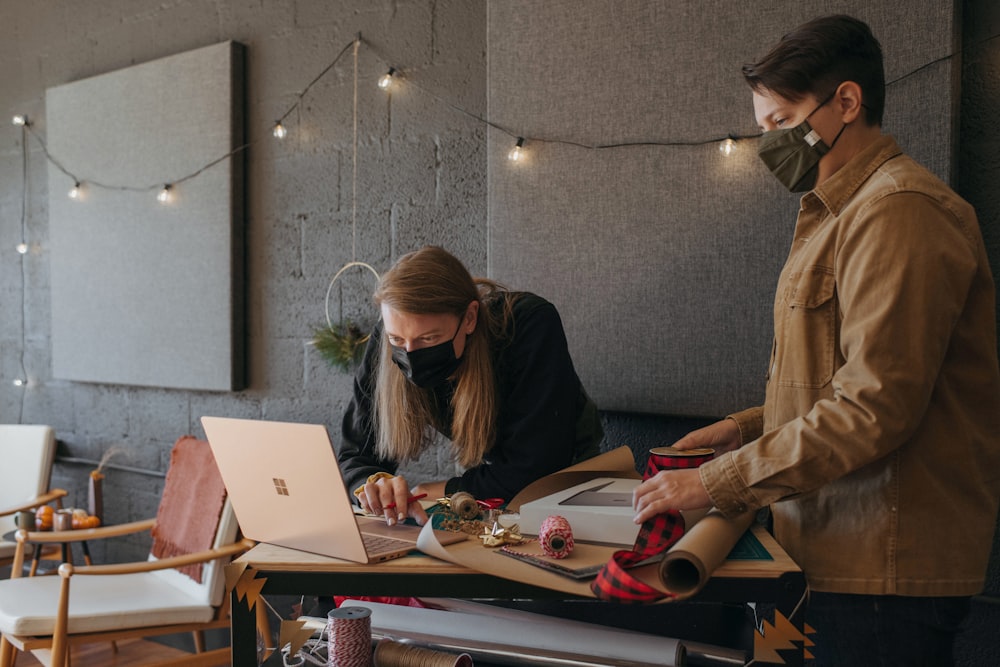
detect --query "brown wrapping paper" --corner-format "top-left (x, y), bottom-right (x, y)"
top-left (417, 446), bottom-right (755, 600)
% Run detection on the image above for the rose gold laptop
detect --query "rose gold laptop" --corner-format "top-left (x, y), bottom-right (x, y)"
top-left (201, 416), bottom-right (466, 563)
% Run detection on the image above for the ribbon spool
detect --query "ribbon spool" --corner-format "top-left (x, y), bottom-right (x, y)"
top-left (538, 515), bottom-right (574, 559)
top-left (374, 639), bottom-right (472, 667)
top-left (448, 491), bottom-right (480, 520)
top-left (644, 446), bottom-right (715, 478)
top-left (589, 446), bottom-right (716, 602)
top-left (327, 607), bottom-right (372, 667)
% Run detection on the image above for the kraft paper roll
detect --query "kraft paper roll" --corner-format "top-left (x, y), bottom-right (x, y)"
top-left (658, 508), bottom-right (755, 597)
top-left (342, 600), bottom-right (685, 667)
top-left (623, 507), bottom-right (755, 600)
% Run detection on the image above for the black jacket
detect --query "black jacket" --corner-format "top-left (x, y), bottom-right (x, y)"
top-left (336, 292), bottom-right (603, 501)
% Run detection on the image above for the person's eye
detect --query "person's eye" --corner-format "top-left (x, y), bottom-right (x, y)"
top-left (774, 117), bottom-right (787, 127)
top-left (387, 336), bottom-right (403, 346)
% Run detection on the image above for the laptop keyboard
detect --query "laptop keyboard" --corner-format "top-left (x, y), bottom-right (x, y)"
top-left (362, 532), bottom-right (412, 553)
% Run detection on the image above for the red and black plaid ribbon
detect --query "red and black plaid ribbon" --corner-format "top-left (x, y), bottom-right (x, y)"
top-left (590, 447), bottom-right (714, 602)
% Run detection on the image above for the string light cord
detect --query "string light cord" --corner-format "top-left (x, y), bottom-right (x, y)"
top-left (15, 123), bottom-right (30, 414)
top-left (352, 36), bottom-right (360, 261)
top-left (22, 121), bottom-right (250, 194)
top-left (887, 31), bottom-right (1000, 87)
top-left (275, 36), bottom-right (357, 127)
top-left (361, 30), bottom-right (1000, 153)
top-left (366, 37), bottom-right (761, 148)
top-left (11, 29), bottom-right (1000, 199)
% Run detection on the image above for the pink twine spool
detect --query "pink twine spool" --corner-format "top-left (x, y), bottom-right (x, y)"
top-left (539, 515), bottom-right (574, 559)
top-left (326, 607), bottom-right (372, 667)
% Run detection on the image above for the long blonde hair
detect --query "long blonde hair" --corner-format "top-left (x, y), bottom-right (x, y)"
top-left (372, 246), bottom-right (513, 467)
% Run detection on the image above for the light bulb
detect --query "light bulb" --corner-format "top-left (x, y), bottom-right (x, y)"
top-left (272, 122), bottom-right (288, 139)
top-left (508, 138), bottom-right (525, 162)
top-left (157, 185), bottom-right (172, 203)
top-left (719, 137), bottom-right (736, 156)
top-left (12, 378), bottom-right (26, 387)
top-left (16, 242), bottom-right (28, 254)
top-left (68, 182), bottom-right (82, 199)
top-left (12, 115), bottom-right (26, 126)
top-left (378, 68), bottom-right (396, 90)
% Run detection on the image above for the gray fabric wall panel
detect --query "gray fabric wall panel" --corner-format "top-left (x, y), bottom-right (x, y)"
top-left (487, 1), bottom-right (958, 416)
top-left (47, 41), bottom-right (245, 391)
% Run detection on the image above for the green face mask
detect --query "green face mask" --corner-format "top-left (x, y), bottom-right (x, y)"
top-left (756, 93), bottom-right (846, 193)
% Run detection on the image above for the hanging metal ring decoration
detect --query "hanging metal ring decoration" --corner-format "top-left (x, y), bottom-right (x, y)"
top-left (324, 260), bottom-right (381, 333)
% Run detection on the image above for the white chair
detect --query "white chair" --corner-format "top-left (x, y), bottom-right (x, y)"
top-left (0, 425), bottom-right (66, 574)
top-left (0, 435), bottom-right (254, 667)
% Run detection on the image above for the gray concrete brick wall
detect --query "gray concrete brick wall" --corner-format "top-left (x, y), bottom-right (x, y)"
top-left (2, 4), bottom-right (999, 662)
top-left (0, 0), bottom-right (486, 563)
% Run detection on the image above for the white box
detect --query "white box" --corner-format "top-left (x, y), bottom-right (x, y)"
top-left (517, 477), bottom-right (641, 546)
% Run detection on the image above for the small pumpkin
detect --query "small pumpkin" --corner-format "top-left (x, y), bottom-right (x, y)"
top-left (34, 505), bottom-right (54, 531)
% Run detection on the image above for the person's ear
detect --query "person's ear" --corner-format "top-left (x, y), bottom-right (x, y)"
top-left (465, 300), bottom-right (480, 334)
top-left (835, 81), bottom-right (864, 124)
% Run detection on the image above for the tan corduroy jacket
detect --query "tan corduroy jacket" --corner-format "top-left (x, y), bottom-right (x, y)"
top-left (701, 135), bottom-right (1000, 596)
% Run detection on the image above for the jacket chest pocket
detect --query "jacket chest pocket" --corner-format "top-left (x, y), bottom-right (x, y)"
top-left (776, 267), bottom-right (837, 388)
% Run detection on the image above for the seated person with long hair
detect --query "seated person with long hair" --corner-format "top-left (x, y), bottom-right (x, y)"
top-left (339, 245), bottom-right (603, 526)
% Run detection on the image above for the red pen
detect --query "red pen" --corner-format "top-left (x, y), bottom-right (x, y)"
top-left (383, 493), bottom-right (427, 510)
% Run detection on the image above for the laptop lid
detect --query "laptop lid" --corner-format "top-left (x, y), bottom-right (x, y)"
top-left (201, 416), bottom-right (463, 563)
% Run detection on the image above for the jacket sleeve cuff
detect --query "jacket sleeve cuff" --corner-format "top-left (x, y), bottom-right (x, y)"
top-left (700, 453), bottom-right (757, 518)
top-left (725, 406), bottom-right (764, 445)
top-left (444, 477), bottom-right (462, 495)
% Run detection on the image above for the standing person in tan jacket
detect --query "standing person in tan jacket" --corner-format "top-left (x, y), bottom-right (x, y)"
top-left (633, 14), bottom-right (1000, 665)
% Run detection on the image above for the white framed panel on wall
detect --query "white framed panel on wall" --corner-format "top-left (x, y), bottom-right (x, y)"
top-left (47, 41), bottom-right (245, 391)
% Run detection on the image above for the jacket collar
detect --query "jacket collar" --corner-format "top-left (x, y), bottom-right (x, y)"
top-left (809, 134), bottom-right (903, 216)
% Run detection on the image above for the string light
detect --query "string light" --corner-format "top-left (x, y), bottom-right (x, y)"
top-left (378, 67), bottom-right (396, 90)
top-left (8, 32), bottom-right (994, 213)
top-left (16, 242), bottom-right (28, 254)
top-left (68, 181), bottom-right (83, 199)
top-left (508, 137), bottom-right (525, 162)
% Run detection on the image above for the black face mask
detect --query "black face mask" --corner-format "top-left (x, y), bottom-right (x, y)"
top-left (757, 90), bottom-right (847, 193)
top-left (390, 319), bottom-right (464, 388)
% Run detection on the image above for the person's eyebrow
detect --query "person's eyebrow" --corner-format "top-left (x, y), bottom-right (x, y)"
top-left (387, 326), bottom-right (444, 339)
top-left (757, 104), bottom-right (787, 130)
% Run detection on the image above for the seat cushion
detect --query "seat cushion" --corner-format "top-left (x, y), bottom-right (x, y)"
top-left (0, 571), bottom-right (217, 637)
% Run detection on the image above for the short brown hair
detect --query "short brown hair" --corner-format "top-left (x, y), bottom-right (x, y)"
top-left (742, 15), bottom-right (885, 126)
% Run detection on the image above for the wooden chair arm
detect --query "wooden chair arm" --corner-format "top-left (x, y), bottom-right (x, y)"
top-left (0, 489), bottom-right (69, 516)
top-left (14, 518), bottom-right (157, 544)
top-left (49, 540), bottom-right (256, 667)
top-left (61, 538), bottom-right (256, 576)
